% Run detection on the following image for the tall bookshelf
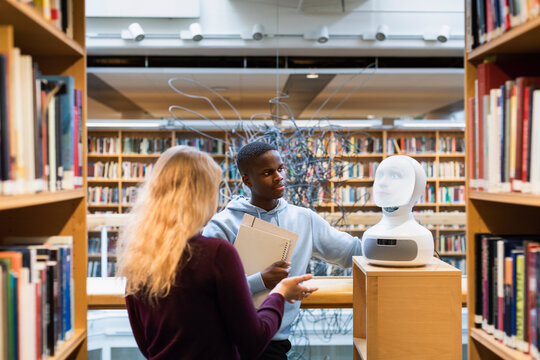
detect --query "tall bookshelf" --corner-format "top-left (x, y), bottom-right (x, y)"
top-left (87, 127), bottom-right (466, 271)
top-left (465, 5), bottom-right (540, 360)
top-left (0, 1), bottom-right (87, 359)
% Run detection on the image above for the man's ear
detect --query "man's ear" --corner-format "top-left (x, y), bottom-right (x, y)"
top-left (242, 174), bottom-right (251, 187)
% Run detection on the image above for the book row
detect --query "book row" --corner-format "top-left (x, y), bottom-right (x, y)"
top-left (439, 136), bottom-right (466, 154)
top-left (439, 161), bottom-right (466, 179)
top-left (439, 185), bottom-right (466, 204)
top-left (335, 161), bottom-right (379, 179)
top-left (175, 137), bottom-right (225, 154)
top-left (386, 136), bottom-right (437, 155)
top-left (0, 49), bottom-right (83, 195)
top-left (326, 136), bottom-right (383, 155)
top-left (88, 234), bottom-right (118, 255)
top-left (88, 186), bottom-right (119, 205)
top-left (474, 234), bottom-right (540, 357)
top-left (0, 236), bottom-right (74, 360)
top-left (24, 0), bottom-right (75, 38)
top-left (468, 63), bottom-right (540, 194)
top-left (122, 137), bottom-right (171, 155)
top-left (437, 232), bottom-right (466, 253)
top-left (467, 0), bottom-right (540, 50)
top-left (88, 260), bottom-right (116, 278)
top-left (418, 184), bottom-right (436, 204)
top-left (87, 161), bottom-right (155, 180)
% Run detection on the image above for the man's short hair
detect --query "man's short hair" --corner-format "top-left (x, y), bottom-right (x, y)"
top-left (236, 142), bottom-right (277, 175)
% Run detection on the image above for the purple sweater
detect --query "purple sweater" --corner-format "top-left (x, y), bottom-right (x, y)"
top-left (125, 234), bottom-right (285, 360)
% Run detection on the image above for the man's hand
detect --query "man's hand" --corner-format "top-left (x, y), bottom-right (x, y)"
top-left (261, 260), bottom-right (291, 289)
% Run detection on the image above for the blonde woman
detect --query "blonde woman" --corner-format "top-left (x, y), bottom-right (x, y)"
top-left (118, 146), bottom-right (317, 360)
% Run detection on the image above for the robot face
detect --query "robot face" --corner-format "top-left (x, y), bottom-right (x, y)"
top-left (373, 156), bottom-right (415, 208)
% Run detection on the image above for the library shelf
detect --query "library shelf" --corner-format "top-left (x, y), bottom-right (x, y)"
top-left (88, 254), bottom-right (117, 259)
top-left (470, 329), bottom-right (531, 360)
top-left (334, 154), bottom-right (384, 159)
top-left (120, 154), bottom-right (161, 158)
top-left (119, 179), bottom-right (145, 183)
top-left (468, 16), bottom-right (540, 62)
top-left (0, 0), bottom-right (84, 57)
top-left (87, 154), bottom-right (119, 158)
top-left (88, 179), bottom-right (121, 183)
top-left (50, 328), bottom-right (88, 360)
top-left (439, 178), bottom-right (466, 182)
top-left (469, 190), bottom-right (540, 207)
top-left (438, 252), bottom-right (466, 257)
top-left (330, 178), bottom-right (374, 183)
top-left (87, 204), bottom-right (120, 208)
top-left (0, 189), bottom-right (85, 211)
top-left (438, 153), bottom-right (466, 158)
top-left (439, 203), bottom-right (466, 207)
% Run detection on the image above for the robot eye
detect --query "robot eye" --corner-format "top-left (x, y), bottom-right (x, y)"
top-left (390, 172), bottom-right (401, 179)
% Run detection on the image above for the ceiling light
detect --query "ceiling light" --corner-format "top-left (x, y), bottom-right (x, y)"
top-left (189, 22), bottom-right (203, 41)
top-left (375, 25), bottom-right (388, 41)
top-left (437, 25), bottom-right (451, 43)
top-left (121, 22), bottom-right (145, 41)
top-left (306, 73), bottom-right (319, 79)
top-left (251, 24), bottom-right (264, 41)
top-left (211, 86), bottom-right (229, 92)
top-left (316, 25), bottom-right (329, 43)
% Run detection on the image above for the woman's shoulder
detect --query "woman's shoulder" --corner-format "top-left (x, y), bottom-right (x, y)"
top-left (193, 233), bottom-right (236, 253)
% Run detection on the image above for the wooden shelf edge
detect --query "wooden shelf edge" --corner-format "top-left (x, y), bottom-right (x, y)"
top-left (468, 16), bottom-right (540, 62)
top-left (353, 337), bottom-right (367, 360)
top-left (0, 189), bottom-right (85, 211)
top-left (49, 328), bottom-right (87, 360)
top-left (470, 328), bottom-right (532, 360)
top-left (1, 0), bottom-right (84, 56)
top-left (469, 190), bottom-right (540, 207)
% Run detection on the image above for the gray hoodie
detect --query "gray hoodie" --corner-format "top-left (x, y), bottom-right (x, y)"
top-left (202, 196), bottom-right (362, 340)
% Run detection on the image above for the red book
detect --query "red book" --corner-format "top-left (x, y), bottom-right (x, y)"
top-left (523, 87), bottom-right (531, 183)
top-left (516, 77), bottom-right (540, 188)
top-left (468, 97), bottom-right (476, 187)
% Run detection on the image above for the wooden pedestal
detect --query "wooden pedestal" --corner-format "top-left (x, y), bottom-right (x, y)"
top-left (353, 256), bottom-right (462, 360)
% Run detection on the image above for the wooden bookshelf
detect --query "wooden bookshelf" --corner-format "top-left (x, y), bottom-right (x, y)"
top-left (0, 1), bottom-right (87, 359)
top-left (466, 6), bottom-right (540, 360)
top-left (468, 16), bottom-right (540, 62)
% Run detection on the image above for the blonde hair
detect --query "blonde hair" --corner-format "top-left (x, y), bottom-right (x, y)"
top-left (117, 145), bottom-right (222, 303)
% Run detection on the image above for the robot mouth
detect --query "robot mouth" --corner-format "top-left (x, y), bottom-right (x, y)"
top-left (383, 206), bottom-right (399, 213)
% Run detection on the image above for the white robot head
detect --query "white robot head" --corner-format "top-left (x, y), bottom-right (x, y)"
top-left (373, 155), bottom-right (427, 214)
top-left (362, 155), bottom-right (433, 267)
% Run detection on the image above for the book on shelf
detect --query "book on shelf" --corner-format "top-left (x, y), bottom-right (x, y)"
top-left (468, 60), bottom-right (540, 193)
top-left (468, 0), bottom-right (539, 49)
top-left (474, 233), bottom-right (540, 356)
top-left (0, 27), bottom-right (83, 195)
top-left (88, 135), bottom-right (120, 155)
top-left (123, 136), bottom-right (171, 155)
top-left (0, 236), bottom-right (74, 359)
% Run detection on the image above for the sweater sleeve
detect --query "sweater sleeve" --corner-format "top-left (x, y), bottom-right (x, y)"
top-left (214, 240), bottom-right (285, 358)
top-left (310, 211), bottom-right (363, 268)
top-left (125, 296), bottom-right (149, 358)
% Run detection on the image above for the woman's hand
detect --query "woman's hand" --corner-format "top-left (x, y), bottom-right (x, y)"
top-left (270, 274), bottom-right (318, 304)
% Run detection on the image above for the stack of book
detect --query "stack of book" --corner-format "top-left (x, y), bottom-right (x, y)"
top-left (467, 0), bottom-right (540, 50)
top-left (0, 236), bottom-right (74, 359)
top-left (468, 61), bottom-right (540, 193)
top-left (0, 49), bottom-right (83, 194)
top-left (474, 234), bottom-right (540, 357)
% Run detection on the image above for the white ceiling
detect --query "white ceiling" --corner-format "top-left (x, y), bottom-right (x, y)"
top-left (88, 68), bottom-right (464, 120)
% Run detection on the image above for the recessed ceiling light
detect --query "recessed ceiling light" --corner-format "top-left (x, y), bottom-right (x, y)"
top-left (211, 86), bottom-right (229, 92)
top-left (306, 73), bottom-right (319, 79)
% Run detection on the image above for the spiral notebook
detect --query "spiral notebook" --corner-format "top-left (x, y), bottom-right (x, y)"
top-left (234, 214), bottom-right (298, 307)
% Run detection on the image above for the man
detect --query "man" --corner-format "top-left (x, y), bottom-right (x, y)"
top-left (202, 141), bottom-right (362, 360)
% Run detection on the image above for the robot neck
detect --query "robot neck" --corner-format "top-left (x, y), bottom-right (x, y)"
top-left (381, 205), bottom-right (414, 225)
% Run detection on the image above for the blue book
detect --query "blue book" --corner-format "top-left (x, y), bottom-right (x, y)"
top-left (41, 75), bottom-right (75, 189)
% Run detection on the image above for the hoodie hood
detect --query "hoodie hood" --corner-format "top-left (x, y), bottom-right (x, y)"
top-left (225, 196), bottom-right (288, 220)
